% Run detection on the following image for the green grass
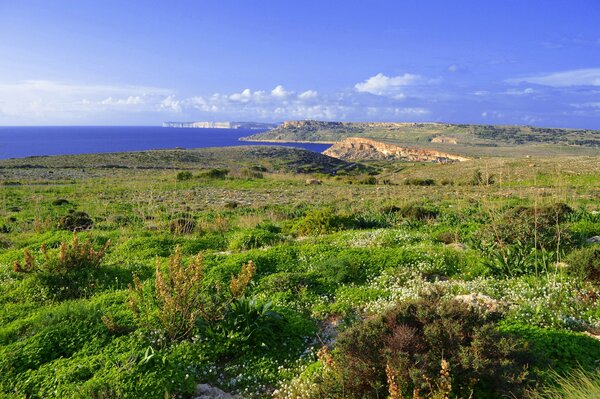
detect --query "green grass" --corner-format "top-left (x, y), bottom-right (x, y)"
top-left (0, 147), bottom-right (599, 398)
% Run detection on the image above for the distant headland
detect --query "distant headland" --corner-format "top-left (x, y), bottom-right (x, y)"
top-left (162, 121), bottom-right (279, 130)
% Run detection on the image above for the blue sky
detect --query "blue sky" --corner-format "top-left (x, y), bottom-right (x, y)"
top-left (1, 1), bottom-right (599, 128)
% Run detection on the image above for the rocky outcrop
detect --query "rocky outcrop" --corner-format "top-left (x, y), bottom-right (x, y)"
top-left (431, 136), bottom-right (458, 144)
top-left (323, 137), bottom-right (469, 163)
top-left (194, 384), bottom-right (243, 399)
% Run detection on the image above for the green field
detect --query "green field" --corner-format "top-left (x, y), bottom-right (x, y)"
top-left (1, 146), bottom-right (600, 398)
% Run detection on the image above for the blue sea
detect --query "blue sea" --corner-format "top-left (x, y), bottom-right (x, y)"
top-left (0, 126), bottom-right (331, 160)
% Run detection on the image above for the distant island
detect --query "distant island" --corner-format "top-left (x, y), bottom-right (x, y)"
top-left (162, 121), bottom-right (279, 130)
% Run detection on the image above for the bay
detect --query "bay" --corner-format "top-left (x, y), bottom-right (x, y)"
top-left (0, 126), bottom-right (331, 159)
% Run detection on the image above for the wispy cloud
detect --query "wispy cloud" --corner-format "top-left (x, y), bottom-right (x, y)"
top-left (508, 68), bottom-right (600, 87)
top-left (0, 79), bottom-right (435, 123)
top-left (354, 72), bottom-right (438, 99)
top-left (0, 80), bottom-right (174, 121)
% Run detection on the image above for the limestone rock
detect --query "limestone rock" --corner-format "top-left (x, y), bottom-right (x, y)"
top-left (323, 137), bottom-right (469, 163)
top-left (194, 384), bottom-right (243, 399)
top-left (454, 293), bottom-right (500, 313)
top-left (587, 236), bottom-right (600, 244)
top-left (305, 178), bottom-right (322, 185)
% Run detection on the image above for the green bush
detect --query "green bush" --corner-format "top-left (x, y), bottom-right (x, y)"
top-left (210, 297), bottom-right (286, 350)
top-left (404, 177), bottom-right (436, 186)
top-left (176, 171), bottom-right (193, 181)
top-left (129, 247), bottom-right (256, 343)
top-left (565, 246), bottom-right (600, 283)
top-left (292, 208), bottom-right (347, 236)
top-left (482, 203), bottom-right (572, 249)
top-left (13, 236), bottom-right (111, 300)
top-left (238, 168), bottom-right (264, 179)
top-left (398, 202), bottom-right (439, 221)
top-left (229, 228), bottom-right (286, 251)
top-left (199, 168), bottom-right (229, 179)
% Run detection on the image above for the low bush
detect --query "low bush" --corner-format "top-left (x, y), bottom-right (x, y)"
top-left (13, 235), bottom-right (111, 300)
top-left (404, 177), bottom-right (435, 186)
top-left (51, 198), bottom-right (70, 206)
top-left (471, 169), bottom-right (495, 185)
top-left (398, 202), bottom-right (439, 221)
top-left (129, 247), bottom-right (256, 343)
top-left (308, 292), bottom-right (531, 398)
top-left (482, 203), bottom-right (573, 249)
top-left (210, 297), bottom-right (286, 350)
top-left (238, 168), bottom-right (264, 179)
top-left (176, 171), bottom-right (193, 181)
top-left (57, 211), bottom-right (94, 231)
top-left (199, 168), bottom-right (229, 179)
top-left (292, 208), bottom-right (347, 236)
top-left (565, 246), bottom-right (600, 283)
top-left (229, 227), bottom-right (287, 251)
top-left (169, 218), bottom-right (197, 235)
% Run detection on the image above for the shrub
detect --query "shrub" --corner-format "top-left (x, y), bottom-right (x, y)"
top-left (471, 169), bottom-right (495, 185)
top-left (238, 168), bottom-right (263, 179)
top-left (169, 218), bottom-right (197, 235)
top-left (212, 297), bottom-right (285, 349)
top-left (224, 201), bottom-right (239, 209)
top-left (436, 231), bottom-right (458, 244)
top-left (398, 203), bottom-right (439, 221)
top-left (359, 176), bottom-right (378, 185)
top-left (57, 211), bottom-right (93, 231)
top-left (229, 228), bottom-right (286, 251)
top-left (482, 203), bottom-right (573, 249)
top-left (199, 168), bottom-right (229, 179)
top-left (311, 293), bottom-right (531, 398)
top-left (51, 198), bottom-right (70, 206)
top-left (565, 246), bottom-right (600, 283)
top-left (292, 208), bottom-right (347, 236)
top-left (176, 171), bottom-right (193, 181)
top-left (128, 247), bottom-right (256, 343)
top-left (13, 235), bottom-right (110, 300)
top-left (404, 178), bottom-right (436, 186)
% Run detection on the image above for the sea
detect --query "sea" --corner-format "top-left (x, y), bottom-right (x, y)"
top-left (0, 126), bottom-right (331, 160)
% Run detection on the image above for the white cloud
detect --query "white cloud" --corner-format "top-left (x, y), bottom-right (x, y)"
top-left (509, 68), bottom-right (600, 87)
top-left (571, 102), bottom-right (600, 108)
top-left (354, 72), bottom-right (438, 99)
top-left (481, 110), bottom-right (505, 119)
top-left (0, 79), bottom-right (434, 123)
top-left (298, 90), bottom-right (318, 100)
top-left (271, 85), bottom-right (292, 98)
top-left (0, 80), bottom-right (175, 121)
top-left (502, 87), bottom-right (535, 95)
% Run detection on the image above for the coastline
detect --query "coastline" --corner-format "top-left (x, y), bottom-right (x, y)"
top-left (238, 137), bottom-right (336, 144)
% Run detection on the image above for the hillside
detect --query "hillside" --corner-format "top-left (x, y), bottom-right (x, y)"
top-left (241, 120), bottom-right (600, 157)
top-left (0, 146), bottom-right (370, 181)
top-left (323, 137), bottom-right (469, 162)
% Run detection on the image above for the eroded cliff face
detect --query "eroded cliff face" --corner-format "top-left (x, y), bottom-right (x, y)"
top-left (323, 137), bottom-right (469, 163)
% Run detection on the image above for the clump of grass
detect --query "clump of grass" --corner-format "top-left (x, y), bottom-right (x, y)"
top-left (528, 369), bottom-right (600, 399)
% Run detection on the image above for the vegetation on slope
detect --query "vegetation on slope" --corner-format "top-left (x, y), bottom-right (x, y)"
top-left (0, 147), bottom-right (599, 398)
top-left (242, 120), bottom-right (600, 157)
